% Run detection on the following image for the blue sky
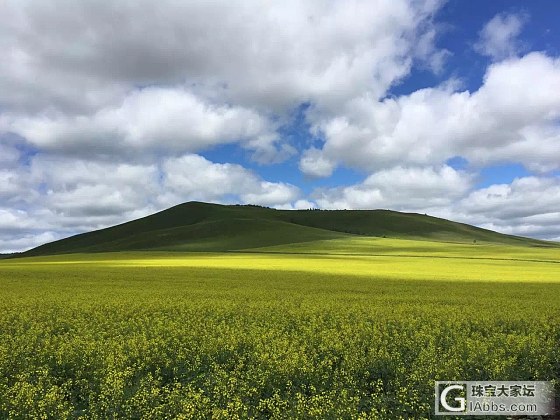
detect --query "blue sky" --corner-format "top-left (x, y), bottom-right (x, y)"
top-left (1, 0), bottom-right (560, 252)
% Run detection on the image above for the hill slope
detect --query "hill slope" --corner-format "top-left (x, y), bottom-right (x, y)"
top-left (22, 201), bottom-right (556, 256)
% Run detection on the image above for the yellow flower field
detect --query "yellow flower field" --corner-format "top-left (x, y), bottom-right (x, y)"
top-left (1, 238), bottom-right (559, 418)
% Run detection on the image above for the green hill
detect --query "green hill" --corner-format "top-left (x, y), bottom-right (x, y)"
top-left (21, 201), bottom-right (556, 256)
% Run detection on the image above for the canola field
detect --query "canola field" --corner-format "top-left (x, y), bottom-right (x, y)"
top-left (1, 238), bottom-right (559, 418)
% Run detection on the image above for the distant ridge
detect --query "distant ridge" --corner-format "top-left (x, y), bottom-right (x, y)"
top-left (21, 201), bottom-right (557, 256)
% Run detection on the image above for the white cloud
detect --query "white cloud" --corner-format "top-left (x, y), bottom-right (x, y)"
top-left (0, 0), bottom-right (446, 168)
top-left (459, 177), bottom-right (560, 220)
top-left (0, 231), bottom-right (61, 255)
top-left (161, 154), bottom-right (300, 208)
top-left (417, 176), bottom-right (560, 241)
top-left (303, 52), bottom-right (560, 174)
top-left (0, 157), bottom-right (163, 238)
top-left (311, 171), bottom-right (560, 241)
top-left (23, 154), bottom-right (301, 227)
top-left (299, 147), bottom-right (337, 178)
top-left (3, 87), bottom-right (284, 162)
top-left (0, 208), bottom-right (37, 232)
top-left (474, 12), bottom-right (527, 60)
top-left (0, 169), bottom-right (28, 202)
top-left (28, 157), bottom-right (160, 217)
top-left (276, 200), bottom-right (317, 210)
top-left (313, 165), bottom-right (472, 210)
top-left (0, 0), bottom-right (443, 115)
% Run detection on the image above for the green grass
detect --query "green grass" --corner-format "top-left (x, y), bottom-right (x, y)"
top-left (1, 238), bottom-right (559, 418)
top-left (248, 236), bottom-right (560, 263)
top-left (21, 202), bottom-right (556, 257)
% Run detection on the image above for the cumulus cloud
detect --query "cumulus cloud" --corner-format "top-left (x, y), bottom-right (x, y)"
top-left (0, 169), bottom-right (27, 202)
top-left (299, 147), bottom-right (337, 178)
top-left (313, 165), bottom-right (472, 210)
top-left (28, 157), bottom-right (160, 220)
top-left (276, 200), bottom-right (317, 210)
top-left (3, 87), bottom-right (282, 162)
top-left (0, 208), bottom-right (37, 232)
top-left (0, 231), bottom-right (61, 255)
top-left (0, 207), bottom-right (62, 254)
top-left (0, 0), bottom-right (443, 114)
top-left (474, 12), bottom-right (528, 60)
top-left (459, 177), bottom-right (560, 220)
top-left (416, 176), bottom-right (560, 241)
top-left (161, 155), bottom-right (300, 208)
top-left (302, 52), bottom-right (560, 175)
top-left (311, 171), bottom-right (560, 241)
top-left (1, 0), bottom-right (444, 169)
